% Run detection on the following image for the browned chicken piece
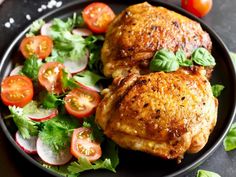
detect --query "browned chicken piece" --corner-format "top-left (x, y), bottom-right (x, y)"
top-left (96, 67), bottom-right (218, 160)
top-left (102, 2), bottom-right (212, 78)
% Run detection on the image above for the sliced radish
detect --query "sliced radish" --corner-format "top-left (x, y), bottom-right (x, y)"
top-left (72, 28), bottom-right (92, 37)
top-left (10, 65), bottom-right (23, 76)
top-left (15, 131), bottom-right (37, 154)
top-left (37, 137), bottom-right (72, 165)
top-left (26, 108), bottom-right (58, 122)
top-left (40, 22), bottom-right (52, 36)
top-left (64, 50), bottom-right (89, 74)
top-left (77, 82), bottom-right (102, 92)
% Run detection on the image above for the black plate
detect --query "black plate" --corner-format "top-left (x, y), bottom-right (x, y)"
top-left (0, 0), bottom-right (236, 177)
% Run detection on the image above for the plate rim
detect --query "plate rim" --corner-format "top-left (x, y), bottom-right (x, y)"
top-left (0, 0), bottom-right (236, 177)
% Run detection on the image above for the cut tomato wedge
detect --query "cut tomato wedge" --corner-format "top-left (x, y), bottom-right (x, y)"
top-left (1, 75), bottom-right (33, 107)
top-left (82, 2), bottom-right (115, 33)
top-left (71, 127), bottom-right (102, 162)
top-left (38, 62), bottom-right (65, 94)
top-left (20, 35), bottom-right (53, 59)
top-left (64, 88), bottom-right (101, 118)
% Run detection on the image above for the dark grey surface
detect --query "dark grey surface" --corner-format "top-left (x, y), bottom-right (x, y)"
top-left (0, 0), bottom-right (236, 177)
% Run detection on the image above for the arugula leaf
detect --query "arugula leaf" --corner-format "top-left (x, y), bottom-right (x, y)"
top-left (73, 70), bottom-right (103, 89)
top-left (9, 106), bottom-right (38, 139)
top-left (68, 158), bottom-right (115, 175)
top-left (43, 163), bottom-right (75, 177)
top-left (223, 122), bottom-right (236, 151)
top-left (211, 84), bottom-right (224, 97)
top-left (101, 140), bottom-right (119, 169)
top-left (40, 92), bottom-right (63, 109)
top-left (61, 70), bottom-right (79, 90)
top-left (21, 55), bottom-right (43, 81)
top-left (150, 49), bottom-right (179, 72)
top-left (26, 19), bottom-right (45, 37)
top-left (196, 169), bottom-right (221, 177)
top-left (83, 116), bottom-right (104, 142)
top-left (39, 115), bottom-right (80, 152)
top-left (176, 49), bottom-right (193, 67)
top-left (192, 48), bottom-right (216, 66)
top-left (85, 35), bottom-right (104, 72)
top-left (45, 49), bottom-right (64, 63)
top-left (85, 35), bottom-right (104, 47)
top-left (73, 13), bottom-right (85, 28)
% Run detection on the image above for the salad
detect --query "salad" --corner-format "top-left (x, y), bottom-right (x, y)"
top-left (0, 2), bottom-right (119, 177)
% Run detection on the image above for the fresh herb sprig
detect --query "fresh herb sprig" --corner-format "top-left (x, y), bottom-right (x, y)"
top-left (150, 48), bottom-right (216, 72)
top-left (211, 84), bottom-right (224, 97)
top-left (8, 106), bottom-right (39, 139)
top-left (196, 169), bottom-right (221, 177)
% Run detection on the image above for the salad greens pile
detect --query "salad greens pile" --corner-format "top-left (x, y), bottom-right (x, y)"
top-left (5, 13), bottom-right (119, 177)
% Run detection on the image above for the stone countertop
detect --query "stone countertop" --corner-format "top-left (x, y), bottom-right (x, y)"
top-left (0, 0), bottom-right (236, 177)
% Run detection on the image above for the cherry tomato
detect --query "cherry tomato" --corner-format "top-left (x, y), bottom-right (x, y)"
top-left (1, 75), bottom-right (33, 107)
top-left (181, 0), bottom-right (212, 18)
top-left (71, 127), bottom-right (102, 162)
top-left (82, 2), bottom-right (115, 33)
top-left (20, 35), bottom-right (53, 59)
top-left (64, 88), bottom-right (101, 118)
top-left (38, 62), bottom-right (64, 94)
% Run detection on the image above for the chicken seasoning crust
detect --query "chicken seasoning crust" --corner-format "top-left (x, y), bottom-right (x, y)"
top-left (96, 68), bottom-right (218, 161)
top-left (101, 2), bottom-right (212, 78)
top-left (96, 2), bottom-right (218, 162)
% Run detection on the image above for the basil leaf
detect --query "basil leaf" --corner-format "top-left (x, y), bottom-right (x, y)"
top-left (192, 48), bottom-right (216, 66)
top-left (197, 170), bottom-right (221, 177)
top-left (150, 49), bottom-right (179, 72)
top-left (224, 122), bottom-right (236, 151)
top-left (211, 84), bottom-right (224, 97)
top-left (176, 49), bottom-right (193, 67)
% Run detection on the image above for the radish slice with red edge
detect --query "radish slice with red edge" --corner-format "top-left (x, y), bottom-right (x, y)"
top-left (10, 65), bottom-right (23, 76)
top-left (72, 28), bottom-right (92, 37)
top-left (15, 131), bottom-right (37, 154)
top-left (26, 108), bottom-right (58, 122)
top-left (40, 22), bottom-right (52, 36)
top-left (64, 50), bottom-right (89, 74)
top-left (77, 82), bottom-right (102, 92)
top-left (37, 137), bottom-right (72, 165)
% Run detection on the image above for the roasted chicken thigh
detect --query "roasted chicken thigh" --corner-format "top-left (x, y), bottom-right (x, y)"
top-left (96, 68), bottom-right (218, 160)
top-left (101, 2), bottom-right (212, 78)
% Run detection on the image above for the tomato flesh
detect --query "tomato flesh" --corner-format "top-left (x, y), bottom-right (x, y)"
top-left (71, 127), bottom-right (102, 162)
top-left (82, 2), bottom-right (115, 33)
top-left (38, 62), bottom-right (65, 94)
top-left (20, 35), bottom-right (53, 59)
top-left (181, 0), bottom-right (212, 17)
top-left (1, 75), bottom-right (33, 107)
top-left (64, 88), bottom-right (101, 118)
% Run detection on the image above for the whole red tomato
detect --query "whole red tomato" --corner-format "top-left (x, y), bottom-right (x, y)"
top-left (181, 0), bottom-right (213, 18)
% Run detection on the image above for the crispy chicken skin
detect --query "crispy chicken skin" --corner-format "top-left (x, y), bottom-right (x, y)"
top-left (102, 2), bottom-right (212, 78)
top-left (96, 67), bottom-right (218, 160)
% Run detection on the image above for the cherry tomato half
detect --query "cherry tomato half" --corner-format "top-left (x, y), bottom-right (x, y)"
top-left (181, 0), bottom-right (212, 18)
top-left (82, 2), bottom-right (115, 33)
top-left (20, 35), bottom-right (53, 59)
top-left (1, 75), bottom-right (33, 107)
top-left (64, 88), bottom-right (101, 118)
top-left (71, 127), bottom-right (102, 162)
top-left (38, 62), bottom-right (65, 94)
